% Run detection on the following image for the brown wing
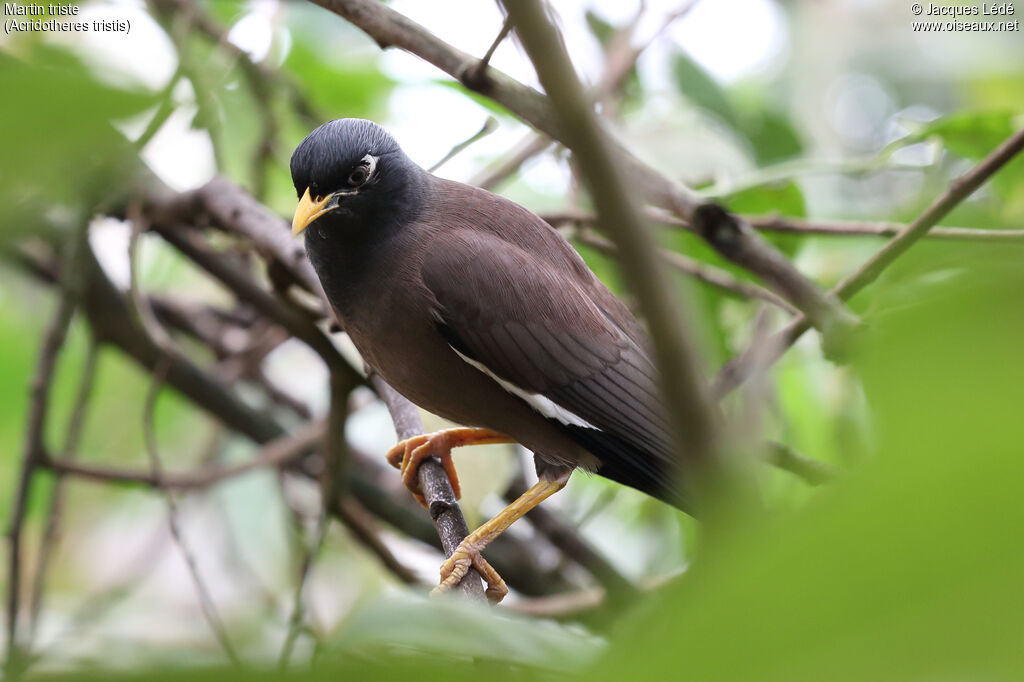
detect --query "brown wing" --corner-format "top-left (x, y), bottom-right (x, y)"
top-left (420, 229), bottom-right (685, 503)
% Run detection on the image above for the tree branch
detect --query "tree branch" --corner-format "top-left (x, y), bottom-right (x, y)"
top-left (544, 207), bottom-right (1024, 243)
top-left (368, 373), bottom-right (486, 602)
top-left (308, 0), bottom-right (702, 219)
top-left (713, 125), bottom-right (1024, 397)
top-left (745, 215), bottom-right (1024, 242)
top-left (575, 230), bottom-right (796, 313)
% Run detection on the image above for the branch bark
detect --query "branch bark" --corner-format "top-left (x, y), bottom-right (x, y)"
top-left (368, 374), bottom-right (486, 601)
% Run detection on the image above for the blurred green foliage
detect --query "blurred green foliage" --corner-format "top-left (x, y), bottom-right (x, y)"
top-left (2, 0), bottom-right (1024, 678)
top-left (0, 48), bottom-right (152, 240)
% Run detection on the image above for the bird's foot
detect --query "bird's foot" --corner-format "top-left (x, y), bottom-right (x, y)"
top-left (429, 474), bottom-right (569, 605)
top-left (433, 538), bottom-right (508, 604)
top-left (384, 427), bottom-right (512, 507)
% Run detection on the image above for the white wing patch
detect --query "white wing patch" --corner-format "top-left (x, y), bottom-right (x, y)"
top-left (451, 347), bottom-right (600, 430)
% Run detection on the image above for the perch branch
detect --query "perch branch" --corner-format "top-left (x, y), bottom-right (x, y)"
top-left (368, 373), bottom-right (486, 601)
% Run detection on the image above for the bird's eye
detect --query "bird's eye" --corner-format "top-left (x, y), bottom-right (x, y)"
top-left (347, 164), bottom-right (370, 187)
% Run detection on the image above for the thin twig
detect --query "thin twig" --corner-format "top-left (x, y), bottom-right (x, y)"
top-left (129, 213), bottom-right (241, 665)
top-left (42, 421), bottom-right (325, 490)
top-left (4, 288), bottom-right (76, 680)
top-left (470, 133), bottom-right (553, 190)
top-left (713, 125), bottom-right (1024, 397)
top-left (26, 338), bottom-right (99, 646)
top-left (544, 207), bottom-right (1024, 243)
top-left (333, 497), bottom-right (420, 585)
top-left (278, 510), bottom-right (328, 669)
top-left (595, 0), bottom-right (698, 115)
top-left (143, 360), bottom-right (241, 665)
top-left (461, 15), bottom-right (513, 88)
top-left (428, 116), bottom-right (499, 173)
top-left (765, 442), bottom-right (837, 486)
top-left (745, 214), bottom-right (1024, 242)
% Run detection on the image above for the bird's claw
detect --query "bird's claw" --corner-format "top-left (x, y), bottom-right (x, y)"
top-left (385, 432), bottom-right (462, 506)
top-left (432, 537), bottom-right (508, 604)
top-left (385, 428), bottom-right (512, 507)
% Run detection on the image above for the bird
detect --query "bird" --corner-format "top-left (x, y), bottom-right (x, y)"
top-left (290, 118), bottom-right (685, 602)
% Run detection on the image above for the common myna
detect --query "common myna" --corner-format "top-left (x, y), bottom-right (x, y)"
top-left (291, 119), bottom-right (684, 602)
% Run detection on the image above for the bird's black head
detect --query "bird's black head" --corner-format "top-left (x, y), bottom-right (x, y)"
top-left (289, 119), bottom-right (422, 238)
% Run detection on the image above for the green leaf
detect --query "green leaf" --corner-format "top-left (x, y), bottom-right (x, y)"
top-left (671, 52), bottom-right (802, 165)
top-left (584, 10), bottom-right (616, 48)
top-left (743, 108), bottom-right (804, 165)
top-left (671, 51), bottom-right (740, 130)
top-left (910, 110), bottom-right (1024, 209)
top-left (914, 110), bottom-right (1017, 160)
top-left (0, 48), bottom-right (154, 239)
top-left (283, 43), bottom-right (394, 120)
top-left (325, 596), bottom-right (603, 671)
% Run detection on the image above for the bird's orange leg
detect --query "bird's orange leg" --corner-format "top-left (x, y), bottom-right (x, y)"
top-left (384, 427), bottom-right (513, 507)
top-left (433, 470), bottom-right (570, 604)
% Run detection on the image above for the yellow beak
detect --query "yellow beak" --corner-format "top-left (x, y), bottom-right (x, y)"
top-left (292, 188), bottom-right (336, 237)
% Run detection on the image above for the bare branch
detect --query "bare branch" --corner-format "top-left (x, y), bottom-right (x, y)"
top-left (9, 244), bottom-right (572, 599)
top-left (428, 116), bottom-right (499, 173)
